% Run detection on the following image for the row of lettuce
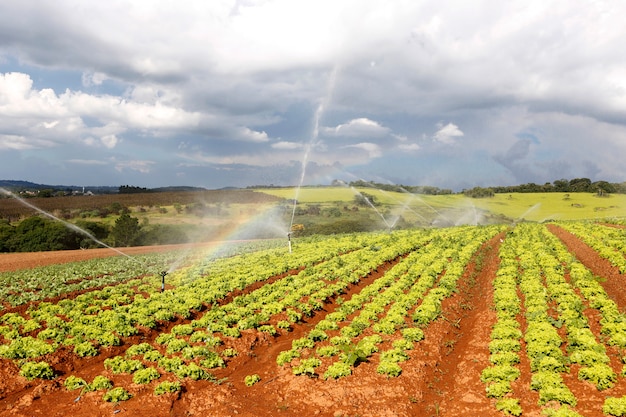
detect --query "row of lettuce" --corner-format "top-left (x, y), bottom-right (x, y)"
top-left (483, 222), bottom-right (626, 417)
top-left (0, 228), bottom-right (482, 402)
top-left (0, 239), bottom-right (285, 308)
top-left (5, 220), bottom-right (626, 413)
top-left (274, 225), bottom-right (502, 379)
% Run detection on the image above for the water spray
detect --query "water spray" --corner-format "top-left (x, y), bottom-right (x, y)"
top-left (0, 187), bottom-right (145, 265)
top-left (289, 65), bottom-right (340, 237)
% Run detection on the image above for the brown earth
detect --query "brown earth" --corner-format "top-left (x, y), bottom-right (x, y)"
top-left (0, 226), bottom-right (625, 417)
top-left (0, 242), bottom-right (224, 273)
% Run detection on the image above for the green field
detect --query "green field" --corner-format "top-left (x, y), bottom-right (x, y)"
top-left (257, 187), bottom-right (626, 223)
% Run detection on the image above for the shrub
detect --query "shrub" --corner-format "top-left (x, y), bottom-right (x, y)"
top-left (317, 345), bottom-right (340, 358)
top-left (323, 361), bottom-right (352, 380)
top-left (604, 396), bottom-right (626, 416)
top-left (401, 327), bottom-right (425, 342)
top-left (175, 363), bottom-right (212, 381)
top-left (171, 324), bottom-right (194, 336)
top-left (276, 320), bottom-right (292, 331)
top-left (244, 374), bottom-right (261, 386)
top-left (143, 350), bottom-right (164, 362)
top-left (221, 348), bottom-right (238, 357)
top-left (376, 360), bottom-right (402, 377)
top-left (19, 361), bottom-right (55, 380)
top-left (64, 375), bottom-right (87, 391)
top-left (103, 387), bottom-right (132, 402)
top-left (199, 351), bottom-right (226, 369)
top-left (133, 367), bottom-right (160, 384)
top-left (292, 358), bottom-right (321, 376)
top-left (0, 336), bottom-right (54, 359)
top-left (495, 398), bottom-right (522, 416)
top-left (74, 341), bottom-right (98, 357)
top-left (165, 338), bottom-right (190, 354)
top-left (88, 375), bottom-right (113, 391)
top-left (104, 356), bottom-right (144, 374)
top-left (154, 381), bottom-right (182, 395)
top-left (126, 342), bottom-right (155, 357)
top-left (276, 349), bottom-right (300, 366)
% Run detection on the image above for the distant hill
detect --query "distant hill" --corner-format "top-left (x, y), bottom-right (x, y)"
top-left (0, 180), bottom-right (119, 194)
top-left (0, 181), bottom-right (208, 195)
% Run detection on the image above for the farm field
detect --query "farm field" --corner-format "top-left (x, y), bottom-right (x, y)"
top-left (2, 222), bottom-right (626, 416)
top-left (258, 187), bottom-right (626, 222)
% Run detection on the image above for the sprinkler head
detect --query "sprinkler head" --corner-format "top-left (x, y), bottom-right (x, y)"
top-left (160, 271), bottom-right (168, 277)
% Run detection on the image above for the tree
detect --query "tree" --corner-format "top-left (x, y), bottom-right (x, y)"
top-left (553, 179), bottom-right (570, 192)
top-left (463, 187), bottom-right (494, 198)
top-left (0, 220), bottom-right (15, 252)
top-left (9, 216), bottom-right (82, 252)
top-left (111, 214), bottom-right (141, 247)
top-left (74, 220), bottom-right (109, 248)
top-left (353, 192), bottom-right (377, 207)
top-left (570, 178), bottom-right (592, 192)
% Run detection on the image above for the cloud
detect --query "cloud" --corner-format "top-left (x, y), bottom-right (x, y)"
top-left (0, 134), bottom-right (55, 150)
top-left (66, 159), bottom-right (108, 165)
top-left (100, 134), bottom-right (119, 149)
top-left (325, 118), bottom-right (391, 138)
top-left (398, 143), bottom-right (420, 152)
top-left (271, 141), bottom-right (304, 150)
top-left (114, 160), bottom-right (154, 174)
top-left (343, 142), bottom-right (383, 159)
top-left (433, 122), bottom-right (464, 144)
top-left (1, 2), bottom-right (626, 189)
top-left (233, 127), bottom-right (269, 143)
top-left (81, 71), bottom-right (108, 87)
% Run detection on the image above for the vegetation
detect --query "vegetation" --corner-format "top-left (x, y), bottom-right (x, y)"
top-left (3, 219), bottom-right (626, 414)
top-left (3, 178), bottom-right (626, 253)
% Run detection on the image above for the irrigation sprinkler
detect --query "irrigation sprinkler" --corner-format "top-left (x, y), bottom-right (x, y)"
top-left (160, 271), bottom-right (168, 293)
top-left (287, 232), bottom-right (292, 253)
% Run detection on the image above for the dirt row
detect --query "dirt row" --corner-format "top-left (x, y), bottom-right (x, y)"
top-left (0, 242), bottom-right (224, 273)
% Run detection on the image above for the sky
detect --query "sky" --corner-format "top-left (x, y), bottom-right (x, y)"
top-left (0, 0), bottom-right (625, 191)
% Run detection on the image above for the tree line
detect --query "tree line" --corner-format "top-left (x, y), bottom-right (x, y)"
top-left (0, 214), bottom-right (187, 252)
top-left (464, 178), bottom-right (626, 198)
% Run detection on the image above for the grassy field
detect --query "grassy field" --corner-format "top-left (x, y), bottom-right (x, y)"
top-left (257, 187), bottom-right (626, 223)
top-left (4, 188), bottom-right (626, 246)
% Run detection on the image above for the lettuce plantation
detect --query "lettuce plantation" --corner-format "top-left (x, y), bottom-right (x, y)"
top-left (2, 222), bottom-right (626, 416)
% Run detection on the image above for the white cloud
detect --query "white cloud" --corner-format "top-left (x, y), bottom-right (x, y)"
top-left (326, 118), bottom-right (391, 138)
top-left (398, 143), bottom-right (420, 152)
top-left (271, 141), bottom-right (304, 150)
top-left (433, 123), bottom-right (464, 145)
top-left (66, 159), bottom-right (108, 165)
top-left (344, 142), bottom-right (383, 159)
top-left (179, 151), bottom-right (284, 167)
top-left (0, 134), bottom-right (54, 150)
top-left (114, 160), bottom-right (154, 173)
top-left (234, 127), bottom-right (269, 143)
top-left (100, 134), bottom-right (119, 149)
top-left (81, 71), bottom-right (108, 87)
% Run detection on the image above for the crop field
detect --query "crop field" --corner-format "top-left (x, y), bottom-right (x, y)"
top-left (259, 188), bottom-right (626, 222)
top-left (2, 221), bottom-right (626, 416)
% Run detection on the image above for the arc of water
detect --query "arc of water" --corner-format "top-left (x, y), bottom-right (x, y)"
top-left (289, 65), bottom-right (341, 237)
top-left (375, 188), bottom-right (430, 225)
top-left (0, 187), bottom-right (145, 266)
top-left (349, 186), bottom-right (392, 229)
top-left (515, 203), bottom-right (541, 222)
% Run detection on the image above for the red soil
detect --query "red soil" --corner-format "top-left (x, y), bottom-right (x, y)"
top-left (0, 227), bottom-right (624, 417)
top-left (0, 242), bottom-right (222, 273)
